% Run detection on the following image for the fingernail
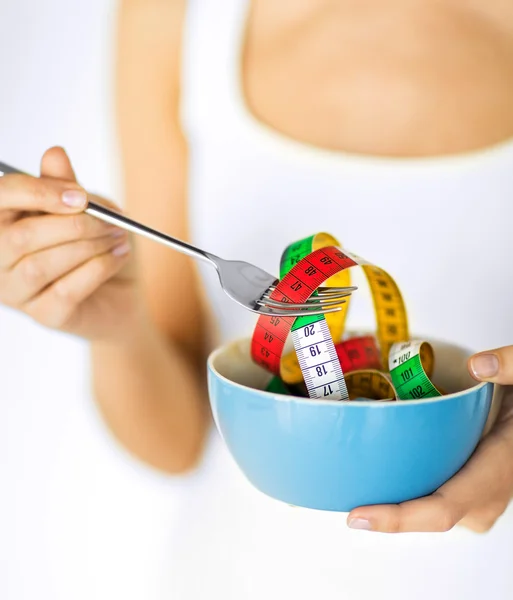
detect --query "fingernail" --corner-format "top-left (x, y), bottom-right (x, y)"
top-left (112, 241), bottom-right (130, 257)
top-left (110, 228), bottom-right (125, 238)
top-left (62, 190), bottom-right (87, 208)
top-left (348, 518), bottom-right (372, 531)
top-left (470, 354), bottom-right (499, 379)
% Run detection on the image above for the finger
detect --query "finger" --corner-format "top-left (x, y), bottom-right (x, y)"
top-left (346, 493), bottom-right (467, 534)
top-left (468, 346), bottom-right (513, 384)
top-left (0, 213), bottom-right (124, 270)
top-left (40, 147), bottom-right (78, 182)
top-left (347, 420), bottom-right (513, 533)
top-left (0, 173), bottom-right (88, 214)
top-left (459, 499), bottom-right (511, 533)
top-left (23, 244), bottom-right (131, 331)
top-left (2, 234), bottom-right (129, 306)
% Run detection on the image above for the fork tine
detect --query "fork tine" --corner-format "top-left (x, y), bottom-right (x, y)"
top-left (266, 285), bottom-right (358, 295)
top-left (256, 304), bottom-right (343, 317)
top-left (257, 298), bottom-right (346, 311)
top-left (303, 295), bottom-right (350, 306)
top-left (261, 290), bottom-right (353, 304)
top-left (258, 297), bottom-right (348, 309)
top-left (317, 286), bottom-right (358, 295)
top-left (303, 292), bottom-right (352, 304)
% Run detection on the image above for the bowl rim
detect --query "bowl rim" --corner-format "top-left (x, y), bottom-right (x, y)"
top-left (207, 337), bottom-right (491, 408)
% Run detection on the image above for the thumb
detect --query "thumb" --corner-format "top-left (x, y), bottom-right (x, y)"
top-left (40, 146), bottom-right (78, 182)
top-left (468, 345), bottom-right (513, 384)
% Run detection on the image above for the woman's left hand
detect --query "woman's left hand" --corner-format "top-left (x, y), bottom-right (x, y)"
top-left (347, 346), bottom-right (513, 534)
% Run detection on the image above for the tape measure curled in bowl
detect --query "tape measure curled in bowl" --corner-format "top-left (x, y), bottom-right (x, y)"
top-left (251, 232), bottom-right (442, 402)
top-left (267, 338), bottom-right (443, 401)
top-left (389, 340), bottom-right (442, 400)
top-left (251, 232), bottom-right (408, 401)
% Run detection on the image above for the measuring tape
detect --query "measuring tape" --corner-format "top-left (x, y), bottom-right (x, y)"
top-left (251, 233), bottom-right (442, 402)
top-left (389, 340), bottom-right (441, 400)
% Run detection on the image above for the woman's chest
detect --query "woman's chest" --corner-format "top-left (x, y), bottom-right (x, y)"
top-left (242, 0), bottom-right (513, 157)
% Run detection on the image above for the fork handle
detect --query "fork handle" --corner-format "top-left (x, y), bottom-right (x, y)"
top-left (0, 161), bottom-right (217, 266)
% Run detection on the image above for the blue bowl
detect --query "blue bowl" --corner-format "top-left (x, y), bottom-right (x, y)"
top-left (207, 336), bottom-right (500, 512)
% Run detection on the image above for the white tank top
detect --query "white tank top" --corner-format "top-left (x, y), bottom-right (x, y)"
top-left (168, 1), bottom-right (513, 598)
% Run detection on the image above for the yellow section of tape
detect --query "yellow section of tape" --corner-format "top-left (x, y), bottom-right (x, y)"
top-left (361, 264), bottom-right (409, 370)
top-left (420, 341), bottom-right (435, 379)
top-left (345, 370), bottom-right (395, 401)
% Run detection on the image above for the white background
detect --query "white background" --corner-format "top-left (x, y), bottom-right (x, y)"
top-left (0, 2), bottom-right (184, 598)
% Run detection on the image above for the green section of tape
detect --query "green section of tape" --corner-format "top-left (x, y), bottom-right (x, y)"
top-left (266, 377), bottom-right (292, 395)
top-left (290, 311), bottom-right (323, 331)
top-left (280, 235), bottom-right (316, 276)
top-left (390, 354), bottom-right (441, 401)
top-left (280, 234), bottom-right (325, 333)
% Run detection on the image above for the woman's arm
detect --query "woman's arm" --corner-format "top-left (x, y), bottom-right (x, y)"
top-left (90, 0), bottom-right (212, 473)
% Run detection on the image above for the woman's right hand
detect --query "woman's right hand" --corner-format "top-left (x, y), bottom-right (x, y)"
top-left (0, 147), bottom-right (142, 343)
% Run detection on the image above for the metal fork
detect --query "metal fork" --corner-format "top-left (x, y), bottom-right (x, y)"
top-left (0, 162), bottom-right (356, 317)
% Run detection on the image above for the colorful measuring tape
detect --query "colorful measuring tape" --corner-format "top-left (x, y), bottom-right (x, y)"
top-left (251, 233), bottom-right (442, 402)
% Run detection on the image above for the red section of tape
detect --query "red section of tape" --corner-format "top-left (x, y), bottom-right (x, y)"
top-left (335, 336), bottom-right (382, 373)
top-left (251, 246), bottom-right (357, 374)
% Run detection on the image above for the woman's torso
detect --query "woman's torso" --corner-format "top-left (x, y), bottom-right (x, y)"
top-left (168, 1), bottom-right (513, 598)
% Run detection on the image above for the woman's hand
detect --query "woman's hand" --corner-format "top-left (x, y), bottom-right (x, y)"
top-left (346, 347), bottom-right (513, 534)
top-left (0, 147), bottom-right (141, 343)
